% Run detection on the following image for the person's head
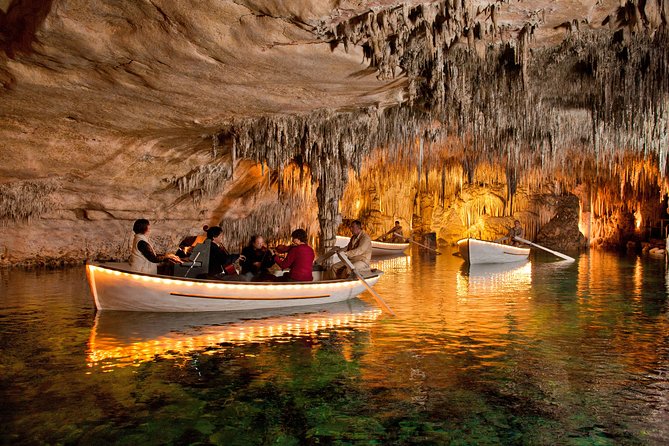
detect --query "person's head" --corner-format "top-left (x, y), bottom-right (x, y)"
top-left (351, 220), bottom-right (363, 235)
top-left (395, 220), bottom-right (400, 226)
top-left (206, 226), bottom-right (224, 243)
top-left (514, 219), bottom-right (521, 227)
top-left (133, 218), bottom-right (150, 235)
top-left (248, 235), bottom-right (265, 249)
top-left (291, 228), bottom-right (308, 244)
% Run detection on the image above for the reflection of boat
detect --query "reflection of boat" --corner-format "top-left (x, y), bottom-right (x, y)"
top-left (87, 300), bottom-right (382, 367)
top-left (457, 238), bottom-right (530, 264)
top-left (86, 262), bottom-right (382, 312)
top-left (336, 235), bottom-right (410, 256)
top-left (456, 261), bottom-right (532, 295)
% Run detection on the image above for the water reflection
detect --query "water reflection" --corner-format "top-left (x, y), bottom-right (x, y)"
top-left (87, 299), bottom-right (382, 369)
top-left (456, 260), bottom-right (532, 297)
top-left (370, 253), bottom-right (412, 272)
top-left (2, 254), bottom-right (669, 445)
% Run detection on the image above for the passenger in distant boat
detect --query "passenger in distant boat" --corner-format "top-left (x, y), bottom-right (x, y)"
top-left (205, 226), bottom-right (246, 279)
top-left (273, 229), bottom-right (315, 281)
top-left (240, 235), bottom-right (276, 281)
top-left (331, 220), bottom-right (372, 279)
top-left (128, 218), bottom-right (182, 274)
top-left (496, 220), bottom-right (524, 246)
top-left (381, 220), bottom-right (405, 242)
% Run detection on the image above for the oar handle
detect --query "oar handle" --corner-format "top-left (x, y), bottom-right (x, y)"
top-left (336, 252), bottom-right (394, 316)
top-left (315, 247), bottom-right (341, 265)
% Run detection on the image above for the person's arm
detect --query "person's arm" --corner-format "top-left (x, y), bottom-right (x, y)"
top-left (274, 248), bottom-right (296, 269)
top-left (261, 250), bottom-right (275, 269)
top-left (137, 240), bottom-right (161, 263)
top-left (346, 234), bottom-right (372, 258)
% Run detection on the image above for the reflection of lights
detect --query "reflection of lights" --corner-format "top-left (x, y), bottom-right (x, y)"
top-left (371, 255), bottom-right (412, 272)
top-left (635, 211), bottom-right (642, 229)
top-left (633, 256), bottom-right (643, 300)
top-left (86, 309), bottom-right (383, 369)
top-left (456, 262), bottom-right (532, 297)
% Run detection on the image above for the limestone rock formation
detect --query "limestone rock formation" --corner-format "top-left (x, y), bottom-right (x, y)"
top-left (1, 0), bottom-right (668, 265)
top-left (535, 195), bottom-right (587, 251)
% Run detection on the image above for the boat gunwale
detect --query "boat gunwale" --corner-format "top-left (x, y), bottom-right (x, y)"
top-left (456, 238), bottom-right (530, 253)
top-left (87, 262), bottom-right (382, 286)
top-left (336, 235), bottom-right (409, 250)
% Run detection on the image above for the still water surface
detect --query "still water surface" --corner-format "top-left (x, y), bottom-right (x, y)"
top-left (1, 250), bottom-right (668, 445)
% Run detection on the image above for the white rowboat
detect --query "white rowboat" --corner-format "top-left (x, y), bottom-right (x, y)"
top-left (86, 262), bottom-right (383, 312)
top-left (335, 235), bottom-right (410, 256)
top-left (457, 238), bottom-right (530, 264)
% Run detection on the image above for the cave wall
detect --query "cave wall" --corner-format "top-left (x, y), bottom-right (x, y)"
top-left (1, 0), bottom-right (669, 266)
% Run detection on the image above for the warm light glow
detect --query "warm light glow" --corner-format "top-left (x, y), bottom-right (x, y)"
top-left (456, 261), bottom-right (532, 297)
top-left (86, 309), bottom-right (383, 368)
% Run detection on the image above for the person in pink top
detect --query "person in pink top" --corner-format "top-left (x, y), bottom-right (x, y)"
top-left (273, 228), bottom-right (315, 281)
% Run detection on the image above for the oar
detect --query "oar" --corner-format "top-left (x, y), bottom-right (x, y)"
top-left (395, 233), bottom-right (441, 254)
top-left (315, 247), bottom-right (341, 265)
top-left (336, 252), bottom-right (395, 316)
top-left (514, 236), bottom-right (575, 262)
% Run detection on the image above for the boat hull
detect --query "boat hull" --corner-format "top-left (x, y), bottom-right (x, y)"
top-left (457, 238), bottom-right (530, 264)
top-left (87, 262), bottom-right (382, 312)
top-left (335, 235), bottom-right (409, 256)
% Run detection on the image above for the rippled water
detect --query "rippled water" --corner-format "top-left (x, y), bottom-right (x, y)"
top-left (1, 250), bottom-right (668, 445)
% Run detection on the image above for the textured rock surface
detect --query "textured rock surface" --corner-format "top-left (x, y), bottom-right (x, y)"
top-left (1, 0), bottom-right (668, 265)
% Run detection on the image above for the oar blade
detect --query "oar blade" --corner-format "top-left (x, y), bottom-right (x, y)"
top-left (514, 236), bottom-right (575, 262)
top-left (336, 252), bottom-right (394, 316)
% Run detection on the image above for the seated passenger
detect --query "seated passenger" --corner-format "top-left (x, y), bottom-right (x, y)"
top-left (128, 218), bottom-right (182, 274)
top-left (240, 235), bottom-right (276, 281)
top-left (203, 226), bottom-right (246, 279)
top-left (330, 220), bottom-right (372, 279)
top-left (273, 229), bottom-right (315, 281)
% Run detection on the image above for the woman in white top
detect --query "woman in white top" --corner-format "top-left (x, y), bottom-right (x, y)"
top-left (128, 219), bottom-right (181, 274)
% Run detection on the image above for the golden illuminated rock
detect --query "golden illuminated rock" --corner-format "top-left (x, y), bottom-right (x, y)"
top-left (1, 0), bottom-right (668, 265)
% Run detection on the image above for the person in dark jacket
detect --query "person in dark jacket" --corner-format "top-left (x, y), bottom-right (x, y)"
top-left (240, 235), bottom-right (276, 281)
top-left (205, 226), bottom-right (246, 278)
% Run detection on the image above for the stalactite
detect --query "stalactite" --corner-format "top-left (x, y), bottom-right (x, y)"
top-left (0, 179), bottom-right (60, 222)
top-left (168, 164), bottom-right (233, 204)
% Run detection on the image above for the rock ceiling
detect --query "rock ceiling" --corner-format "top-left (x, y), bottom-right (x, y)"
top-left (0, 0), bottom-right (668, 262)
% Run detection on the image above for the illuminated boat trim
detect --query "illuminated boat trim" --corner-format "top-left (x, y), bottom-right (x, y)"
top-left (85, 262), bottom-right (383, 312)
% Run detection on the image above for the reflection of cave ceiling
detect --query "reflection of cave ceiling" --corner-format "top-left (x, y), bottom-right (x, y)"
top-left (0, 1), bottom-right (668, 261)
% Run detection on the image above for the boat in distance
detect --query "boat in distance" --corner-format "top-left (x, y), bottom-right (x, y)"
top-left (335, 235), bottom-right (410, 256)
top-left (457, 238), bottom-right (530, 264)
top-left (86, 262), bottom-right (383, 312)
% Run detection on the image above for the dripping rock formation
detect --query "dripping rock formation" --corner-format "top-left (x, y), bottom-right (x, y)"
top-left (1, 0), bottom-right (668, 265)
